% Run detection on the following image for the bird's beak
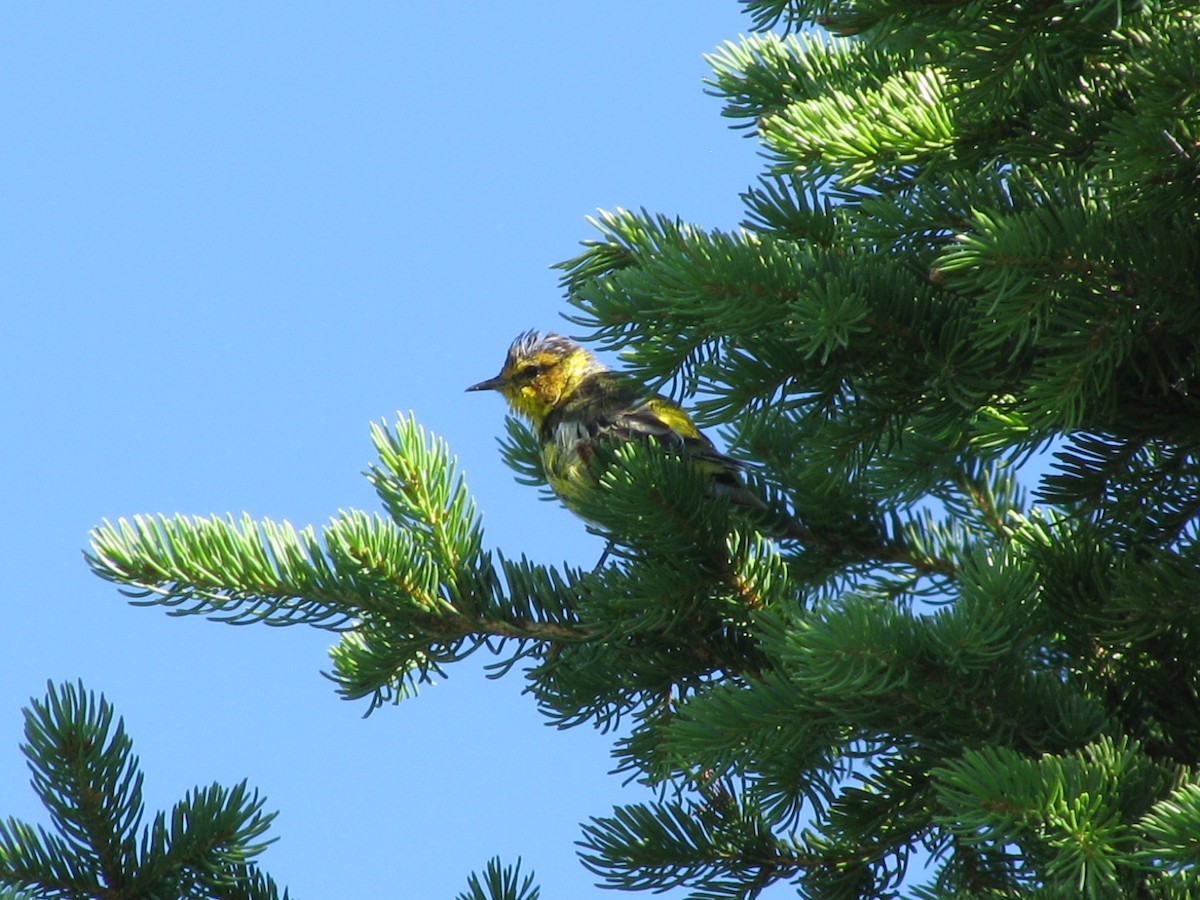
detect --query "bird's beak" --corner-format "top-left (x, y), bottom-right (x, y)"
top-left (466, 374), bottom-right (506, 393)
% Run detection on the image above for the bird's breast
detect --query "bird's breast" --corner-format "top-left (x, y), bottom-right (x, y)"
top-left (540, 418), bottom-right (595, 503)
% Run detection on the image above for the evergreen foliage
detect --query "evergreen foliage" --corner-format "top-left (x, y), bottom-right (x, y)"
top-left (456, 857), bottom-right (540, 900)
top-left (78, 0), bottom-right (1200, 896)
top-left (0, 681), bottom-right (286, 899)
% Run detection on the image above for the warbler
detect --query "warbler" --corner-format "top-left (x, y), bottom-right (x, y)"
top-left (466, 331), bottom-right (763, 516)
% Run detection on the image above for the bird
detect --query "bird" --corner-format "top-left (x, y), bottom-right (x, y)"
top-left (466, 330), bottom-right (764, 518)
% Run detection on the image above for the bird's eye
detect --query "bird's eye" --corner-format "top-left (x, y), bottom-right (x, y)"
top-left (520, 364), bottom-right (542, 379)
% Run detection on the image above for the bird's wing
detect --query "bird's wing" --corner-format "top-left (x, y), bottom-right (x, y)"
top-left (604, 396), bottom-right (742, 469)
top-left (551, 382), bottom-right (764, 508)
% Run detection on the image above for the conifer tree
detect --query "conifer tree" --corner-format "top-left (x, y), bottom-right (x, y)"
top-left (78, 0), bottom-right (1200, 896)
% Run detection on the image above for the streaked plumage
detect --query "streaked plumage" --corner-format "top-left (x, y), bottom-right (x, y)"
top-left (466, 331), bottom-right (762, 514)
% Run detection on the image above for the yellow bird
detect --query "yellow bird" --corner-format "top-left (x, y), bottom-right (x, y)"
top-left (466, 331), bottom-right (763, 516)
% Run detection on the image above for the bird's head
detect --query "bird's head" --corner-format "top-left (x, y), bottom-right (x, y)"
top-left (466, 331), bottom-right (605, 424)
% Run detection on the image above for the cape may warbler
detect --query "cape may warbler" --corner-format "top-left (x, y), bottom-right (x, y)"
top-left (466, 331), bottom-right (763, 517)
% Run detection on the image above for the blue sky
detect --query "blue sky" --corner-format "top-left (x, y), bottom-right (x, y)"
top-left (0, 3), bottom-right (818, 897)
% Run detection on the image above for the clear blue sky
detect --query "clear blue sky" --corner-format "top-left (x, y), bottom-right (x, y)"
top-left (0, 4), bottom-right (812, 897)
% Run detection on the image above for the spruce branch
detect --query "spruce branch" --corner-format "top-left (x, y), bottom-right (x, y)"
top-left (1137, 781), bottom-right (1200, 870)
top-left (578, 798), bottom-right (807, 896)
top-left (86, 415), bottom-right (594, 710)
top-left (930, 736), bottom-right (1181, 897)
top-left (456, 857), bottom-right (540, 900)
top-left (0, 682), bottom-right (287, 900)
